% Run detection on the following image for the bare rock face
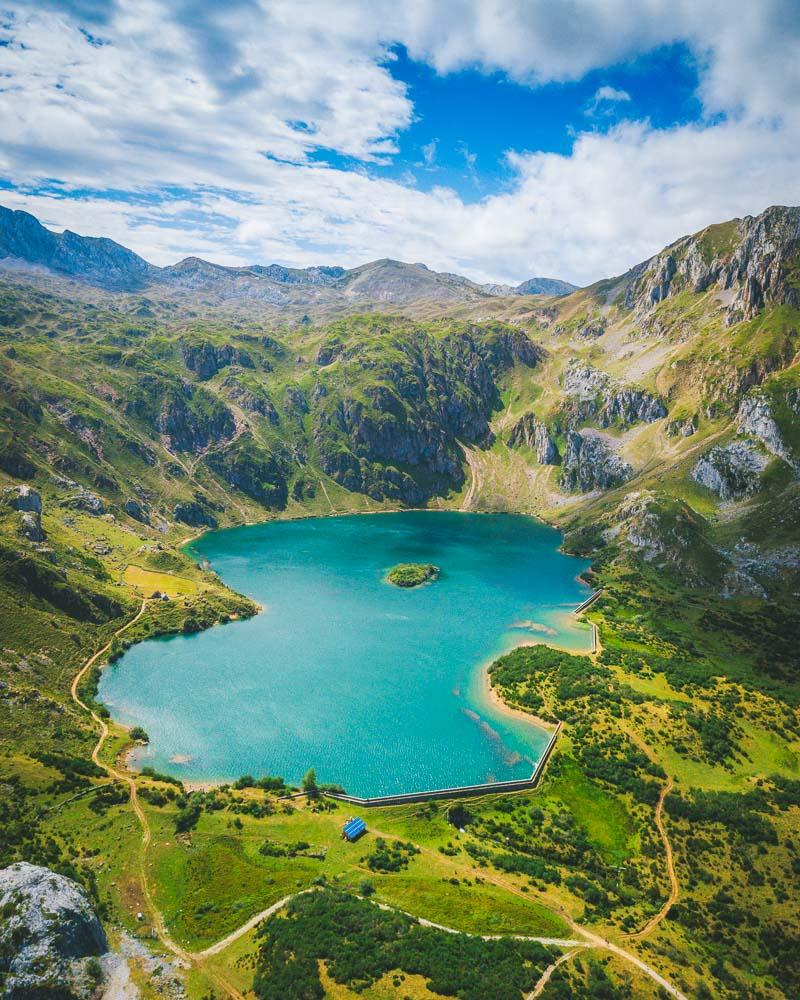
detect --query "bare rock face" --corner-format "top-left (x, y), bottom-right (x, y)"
top-left (624, 206), bottom-right (800, 321)
top-left (666, 415), bottom-right (697, 437)
top-left (691, 440), bottom-right (768, 499)
top-left (0, 861), bottom-right (108, 998)
top-left (124, 498), bottom-right (150, 523)
top-left (19, 510), bottom-right (45, 542)
top-left (560, 431), bottom-right (633, 492)
top-left (608, 490), bottom-right (725, 586)
top-left (562, 359), bottom-right (667, 429)
top-left (736, 390), bottom-right (795, 465)
top-left (66, 488), bottom-right (105, 515)
top-left (181, 339), bottom-right (255, 380)
top-left (3, 483), bottom-right (42, 513)
top-left (507, 413), bottom-right (560, 464)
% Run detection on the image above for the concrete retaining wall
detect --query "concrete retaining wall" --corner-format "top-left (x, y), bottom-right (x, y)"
top-left (327, 722), bottom-right (562, 808)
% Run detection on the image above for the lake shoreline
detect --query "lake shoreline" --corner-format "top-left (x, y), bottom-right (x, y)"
top-left (112, 511), bottom-right (592, 795)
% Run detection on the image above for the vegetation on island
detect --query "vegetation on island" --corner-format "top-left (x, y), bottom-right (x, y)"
top-left (386, 562), bottom-right (439, 587)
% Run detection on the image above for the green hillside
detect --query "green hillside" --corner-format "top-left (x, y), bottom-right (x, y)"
top-left (2, 206), bottom-right (800, 999)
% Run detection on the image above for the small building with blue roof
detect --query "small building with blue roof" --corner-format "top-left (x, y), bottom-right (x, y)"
top-left (342, 816), bottom-right (366, 842)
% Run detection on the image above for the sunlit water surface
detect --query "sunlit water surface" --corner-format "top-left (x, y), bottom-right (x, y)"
top-left (100, 512), bottom-right (592, 796)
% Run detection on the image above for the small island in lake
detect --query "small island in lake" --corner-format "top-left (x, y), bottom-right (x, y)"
top-left (386, 563), bottom-right (440, 588)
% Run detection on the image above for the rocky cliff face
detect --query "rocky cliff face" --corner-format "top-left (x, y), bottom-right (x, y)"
top-left (181, 340), bottom-right (255, 380)
top-left (561, 359), bottom-right (667, 428)
top-left (507, 413), bottom-right (560, 463)
top-left (4, 483), bottom-right (45, 540)
top-left (0, 861), bottom-right (108, 998)
top-left (608, 490), bottom-right (725, 586)
top-left (736, 389), bottom-right (795, 465)
top-left (560, 431), bottom-right (633, 492)
top-left (624, 206), bottom-right (800, 321)
top-left (311, 324), bottom-right (541, 503)
top-left (222, 375), bottom-right (280, 424)
top-left (691, 440), bottom-right (769, 499)
top-left (204, 436), bottom-right (289, 508)
top-left (128, 376), bottom-right (236, 454)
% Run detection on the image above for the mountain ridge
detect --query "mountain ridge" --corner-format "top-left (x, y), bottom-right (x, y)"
top-left (0, 205), bottom-right (577, 304)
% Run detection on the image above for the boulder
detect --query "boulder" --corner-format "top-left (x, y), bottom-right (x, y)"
top-left (3, 483), bottom-right (42, 513)
top-left (20, 510), bottom-right (45, 541)
top-left (0, 861), bottom-right (108, 998)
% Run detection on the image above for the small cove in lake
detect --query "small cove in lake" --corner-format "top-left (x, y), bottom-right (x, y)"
top-left (100, 512), bottom-right (593, 796)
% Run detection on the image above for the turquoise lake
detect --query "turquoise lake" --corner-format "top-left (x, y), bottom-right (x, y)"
top-left (100, 512), bottom-right (593, 796)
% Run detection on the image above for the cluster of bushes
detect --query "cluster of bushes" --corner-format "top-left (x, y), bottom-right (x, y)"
top-left (364, 838), bottom-right (419, 873)
top-left (668, 789), bottom-right (777, 845)
top-left (233, 773), bottom-right (286, 792)
top-left (32, 751), bottom-right (104, 793)
top-left (259, 838), bottom-right (321, 859)
top-left (253, 889), bottom-right (553, 1000)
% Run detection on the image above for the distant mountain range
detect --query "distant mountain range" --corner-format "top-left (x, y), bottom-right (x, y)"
top-left (0, 206), bottom-right (577, 305)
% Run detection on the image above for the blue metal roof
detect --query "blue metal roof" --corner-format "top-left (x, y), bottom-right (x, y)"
top-left (343, 817), bottom-right (366, 839)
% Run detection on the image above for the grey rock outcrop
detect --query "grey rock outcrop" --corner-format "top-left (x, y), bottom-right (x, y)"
top-left (691, 440), bottom-right (768, 499)
top-left (507, 413), bottom-right (560, 464)
top-left (560, 431), bottom-right (633, 492)
top-left (221, 375), bottom-right (279, 425)
top-left (666, 415), bottom-right (697, 437)
top-left (0, 861), bottom-right (108, 998)
top-left (66, 488), bottom-right (105, 515)
top-left (20, 510), bottom-right (45, 541)
top-left (736, 390), bottom-right (794, 465)
top-left (173, 499), bottom-right (218, 528)
top-left (181, 340), bottom-right (254, 380)
top-left (3, 483), bottom-right (42, 513)
top-left (562, 359), bottom-right (667, 428)
top-left (124, 498), bottom-right (150, 523)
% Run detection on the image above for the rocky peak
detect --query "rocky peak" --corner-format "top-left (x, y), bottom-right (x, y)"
top-left (0, 205), bottom-right (155, 291)
top-left (624, 205), bottom-right (800, 321)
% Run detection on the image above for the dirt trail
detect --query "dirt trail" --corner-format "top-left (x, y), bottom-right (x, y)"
top-left (527, 948), bottom-right (582, 998)
top-left (69, 609), bottom-right (685, 1000)
top-left (70, 602), bottom-right (246, 999)
top-left (628, 775), bottom-right (679, 938)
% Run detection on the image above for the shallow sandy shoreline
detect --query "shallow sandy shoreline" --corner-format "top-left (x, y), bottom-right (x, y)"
top-left (480, 657), bottom-right (557, 734)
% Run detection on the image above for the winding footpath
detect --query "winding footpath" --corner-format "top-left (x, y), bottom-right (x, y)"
top-left (69, 604), bottom-right (687, 999)
top-left (628, 775), bottom-right (679, 939)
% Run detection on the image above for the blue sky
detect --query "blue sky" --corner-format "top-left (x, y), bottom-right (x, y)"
top-left (369, 43), bottom-right (703, 200)
top-left (0, 2), bottom-right (798, 284)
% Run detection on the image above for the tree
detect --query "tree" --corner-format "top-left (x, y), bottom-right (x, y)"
top-left (302, 768), bottom-right (319, 798)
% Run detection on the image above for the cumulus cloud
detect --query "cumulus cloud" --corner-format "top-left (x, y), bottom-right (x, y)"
top-left (0, 0), bottom-right (799, 284)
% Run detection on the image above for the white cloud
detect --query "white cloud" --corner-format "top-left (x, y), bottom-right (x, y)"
top-left (421, 139), bottom-right (438, 166)
top-left (0, 0), bottom-right (799, 285)
top-left (593, 86), bottom-right (631, 103)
